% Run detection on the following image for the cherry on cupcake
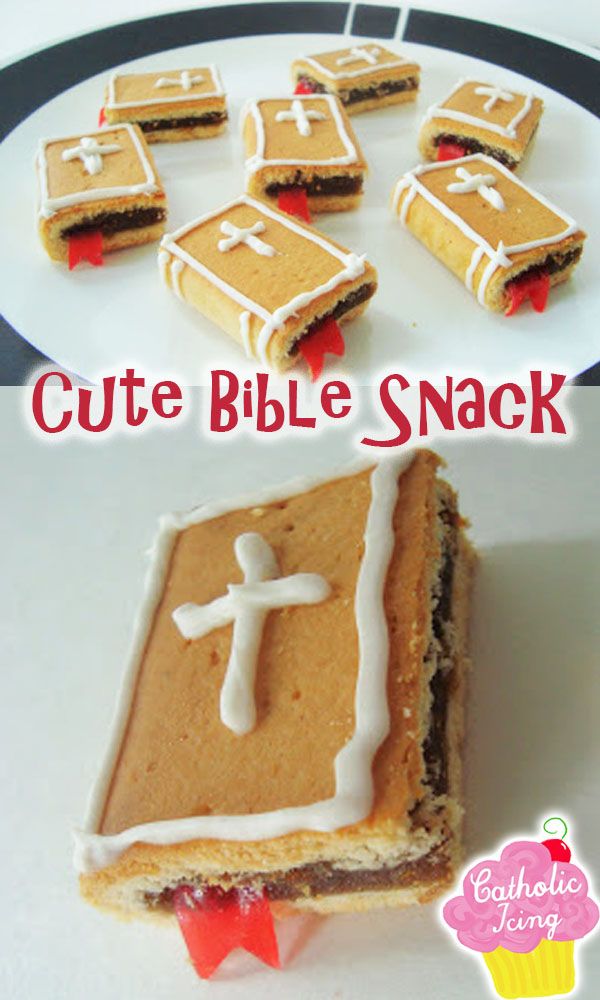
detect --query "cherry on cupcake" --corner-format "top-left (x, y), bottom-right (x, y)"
top-left (541, 816), bottom-right (571, 862)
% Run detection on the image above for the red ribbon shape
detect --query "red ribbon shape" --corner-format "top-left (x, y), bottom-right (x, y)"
top-left (173, 885), bottom-right (280, 979)
top-left (68, 231), bottom-right (104, 270)
top-left (98, 107), bottom-right (106, 127)
top-left (294, 80), bottom-right (317, 95)
top-left (437, 141), bottom-right (468, 162)
top-left (277, 187), bottom-right (311, 223)
top-left (505, 271), bottom-right (550, 316)
top-left (299, 317), bottom-right (345, 382)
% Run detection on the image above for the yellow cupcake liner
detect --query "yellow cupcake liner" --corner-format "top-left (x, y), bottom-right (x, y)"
top-left (483, 940), bottom-right (575, 998)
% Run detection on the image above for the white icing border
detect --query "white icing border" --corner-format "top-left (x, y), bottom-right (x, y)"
top-left (392, 154), bottom-right (578, 308)
top-left (105, 65), bottom-right (224, 109)
top-left (298, 46), bottom-right (408, 80)
top-left (37, 123), bottom-right (159, 219)
top-left (423, 77), bottom-right (535, 141)
top-left (73, 455), bottom-right (414, 873)
top-left (241, 94), bottom-right (360, 175)
top-left (159, 194), bottom-right (366, 367)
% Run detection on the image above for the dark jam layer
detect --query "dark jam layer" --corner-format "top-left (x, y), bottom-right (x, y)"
top-left (296, 74), bottom-right (419, 106)
top-left (144, 506), bottom-right (457, 912)
top-left (138, 111), bottom-right (227, 133)
top-left (147, 841), bottom-right (449, 908)
top-left (434, 133), bottom-right (517, 169)
top-left (289, 283), bottom-right (377, 357)
top-left (265, 173), bottom-right (363, 198)
top-left (422, 501), bottom-right (457, 798)
top-left (61, 206), bottom-right (166, 239)
top-left (506, 246), bottom-right (583, 290)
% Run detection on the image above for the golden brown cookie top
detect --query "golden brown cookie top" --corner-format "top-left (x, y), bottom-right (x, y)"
top-left (37, 125), bottom-right (160, 217)
top-left (95, 453), bottom-right (434, 850)
top-left (295, 44), bottom-right (419, 81)
top-left (394, 155), bottom-right (578, 252)
top-left (160, 195), bottom-right (368, 354)
top-left (424, 79), bottom-right (542, 144)
top-left (106, 67), bottom-right (224, 108)
top-left (243, 95), bottom-right (366, 173)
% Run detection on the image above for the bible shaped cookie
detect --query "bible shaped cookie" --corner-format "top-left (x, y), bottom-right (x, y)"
top-left (292, 45), bottom-right (420, 115)
top-left (158, 194), bottom-right (377, 374)
top-left (102, 66), bottom-right (227, 142)
top-left (75, 451), bottom-right (475, 934)
top-left (392, 155), bottom-right (585, 315)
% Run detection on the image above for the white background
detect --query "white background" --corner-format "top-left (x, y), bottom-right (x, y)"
top-left (1, 387), bottom-right (599, 998)
top-left (1, 0), bottom-right (599, 66)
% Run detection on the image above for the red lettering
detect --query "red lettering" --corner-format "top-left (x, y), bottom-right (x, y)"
top-left (456, 378), bottom-right (485, 429)
top-left (152, 381), bottom-right (183, 419)
top-left (321, 381), bottom-right (352, 419)
top-left (419, 378), bottom-right (455, 435)
top-left (289, 381), bottom-right (316, 428)
top-left (256, 373), bottom-right (284, 432)
top-left (489, 383), bottom-right (526, 429)
top-left (362, 374), bottom-right (411, 448)
top-left (31, 371), bottom-right (73, 434)
top-left (210, 370), bottom-right (239, 432)
top-left (120, 368), bottom-right (147, 426)
top-left (77, 376), bottom-right (116, 433)
top-left (530, 371), bottom-right (567, 434)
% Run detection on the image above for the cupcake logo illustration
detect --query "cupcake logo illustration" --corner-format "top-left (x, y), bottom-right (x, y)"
top-left (442, 817), bottom-right (599, 998)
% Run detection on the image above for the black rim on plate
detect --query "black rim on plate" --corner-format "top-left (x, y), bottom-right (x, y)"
top-left (1, 2), bottom-right (598, 384)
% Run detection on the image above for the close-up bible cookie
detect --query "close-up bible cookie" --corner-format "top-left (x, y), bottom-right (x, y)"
top-left (241, 95), bottom-right (367, 220)
top-left (102, 66), bottom-right (227, 142)
top-left (158, 194), bottom-right (377, 377)
top-left (391, 155), bottom-right (585, 315)
top-left (74, 451), bottom-right (475, 970)
top-left (419, 78), bottom-right (544, 169)
top-left (36, 124), bottom-right (167, 268)
top-left (292, 45), bottom-right (420, 114)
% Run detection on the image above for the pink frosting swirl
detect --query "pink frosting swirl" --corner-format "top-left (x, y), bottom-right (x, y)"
top-left (443, 840), bottom-right (599, 954)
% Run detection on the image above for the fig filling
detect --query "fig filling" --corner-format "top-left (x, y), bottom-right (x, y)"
top-left (433, 133), bottom-right (517, 169)
top-left (62, 206), bottom-right (166, 239)
top-left (265, 173), bottom-right (363, 198)
top-left (144, 501), bottom-right (458, 911)
top-left (288, 282), bottom-right (376, 358)
top-left (506, 247), bottom-right (582, 286)
top-left (423, 500), bottom-right (457, 798)
top-left (295, 74), bottom-right (419, 106)
top-left (138, 111), bottom-right (227, 133)
top-left (150, 842), bottom-right (451, 908)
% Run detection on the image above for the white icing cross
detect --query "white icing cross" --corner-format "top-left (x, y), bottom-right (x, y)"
top-left (275, 99), bottom-right (326, 137)
top-left (218, 220), bottom-right (277, 256)
top-left (336, 46), bottom-right (381, 67)
top-left (61, 136), bottom-right (122, 176)
top-left (447, 166), bottom-right (506, 211)
top-left (154, 71), bottom-right (204, 91)
top-left (474, 85), bottom-right (515, 113)
top-left (172, 532), bottom-right (330, 736)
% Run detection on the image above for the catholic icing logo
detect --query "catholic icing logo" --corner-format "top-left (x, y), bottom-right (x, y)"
top-left (441, 818), bottom-right (599, 998)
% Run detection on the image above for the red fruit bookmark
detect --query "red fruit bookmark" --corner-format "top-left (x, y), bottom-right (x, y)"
top-left (541, 816), bottom-right (572, 863)
top-left (505, 271), bottom-right (549, 316)
top-left (173, 885), bottom-right (280, 979)
top-left (299, 317), bottom-right (345, 382)
top-left (437, 141), bottom-right (468, 162)
top-left (294, 80), bottom-right (316, 95)
top-left (277, 187), bottom-right (311, 223)
top-left (68, 231), bottom-right (104, 270)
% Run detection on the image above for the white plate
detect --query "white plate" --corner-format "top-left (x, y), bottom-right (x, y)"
top-left (1, 32), bottom-right (599, 385)
top-left (1, 388), bottom-right (599, 998)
